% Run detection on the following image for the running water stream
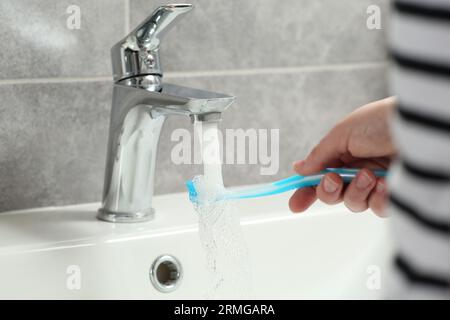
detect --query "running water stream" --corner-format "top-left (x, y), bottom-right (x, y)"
top-left (191, 120), bottom-right (252, 299)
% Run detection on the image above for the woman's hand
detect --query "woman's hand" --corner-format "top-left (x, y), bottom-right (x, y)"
top-left (289, 97), bottom-right (397, 217)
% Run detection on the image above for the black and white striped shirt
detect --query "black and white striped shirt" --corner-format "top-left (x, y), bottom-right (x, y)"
top-left (388, 0), bottom-right (450, 299)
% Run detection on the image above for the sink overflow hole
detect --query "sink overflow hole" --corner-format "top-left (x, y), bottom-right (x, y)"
top-left (150, 255), bottom-right (182, 293)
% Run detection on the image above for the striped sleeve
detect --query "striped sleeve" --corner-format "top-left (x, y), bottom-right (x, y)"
top-left (387, 0), bottom-right (450, 299)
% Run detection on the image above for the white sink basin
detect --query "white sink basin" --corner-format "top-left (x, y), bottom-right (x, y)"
top-left (0, 191), bottom-right (392, 299)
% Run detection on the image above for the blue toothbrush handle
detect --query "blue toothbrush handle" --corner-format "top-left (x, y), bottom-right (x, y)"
top-left (273, 168), bottom-right (387, 186)
top-left (225, 168), bottom-right (387, 200)
top-left (322, 168), bottom-right (387, 183)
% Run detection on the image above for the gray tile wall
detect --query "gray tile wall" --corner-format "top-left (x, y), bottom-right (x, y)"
top-left (0, 0), bottom-right (389, 212)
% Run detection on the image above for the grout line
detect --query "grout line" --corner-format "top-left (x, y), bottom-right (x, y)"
top-left (124, 0), bottom-right (130, 35)
top-left (0, 76), bottom-right (112, 86)
top-left (0, 61), bottom-right (387, 86)
top-left (165, 61), bottom-right (387, 79)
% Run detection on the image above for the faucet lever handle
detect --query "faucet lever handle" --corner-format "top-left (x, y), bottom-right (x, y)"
top-left (134, 4), bottom-right (193, 51)
top-left (111, 3), bottom-right (193, 84)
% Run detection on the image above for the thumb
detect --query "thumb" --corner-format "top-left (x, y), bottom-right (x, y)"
top-left (294, 127), bottom-right (348, 175)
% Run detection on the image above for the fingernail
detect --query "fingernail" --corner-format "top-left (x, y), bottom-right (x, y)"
top-left (293, 160), bottom-right (305, 170)
top-left (356, 171), bottom-right (372, 189)
top-left (324, 176), bottom-right (338, 193)
top-left (376, 180), bottom-right (385, 193)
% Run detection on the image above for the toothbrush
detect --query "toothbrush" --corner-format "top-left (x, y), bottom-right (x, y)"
top-left (186, 168), bottom-right (387, 204)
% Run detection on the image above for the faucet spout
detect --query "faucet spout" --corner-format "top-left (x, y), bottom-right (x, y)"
top-left (97, 83), bottom-right (234, 223)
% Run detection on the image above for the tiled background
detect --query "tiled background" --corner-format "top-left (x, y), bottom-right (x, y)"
top-left (0, 0), bottom-right (389, 212)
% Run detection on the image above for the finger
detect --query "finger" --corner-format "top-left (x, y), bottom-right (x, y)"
top-left (368, 178), bottom-right (388, 217)
top-left (343, 168), bottom-right (377, 212)
top-left (294, 158), bottom-right (343, 176)
top-left (344, 158), bottom-right (389, 170)
top-left (289, 187), bottom-right (317, 213)
top-left (293, 126), bottom-right (348, 175)
top-left (316, 173), bottom-right (344, 204)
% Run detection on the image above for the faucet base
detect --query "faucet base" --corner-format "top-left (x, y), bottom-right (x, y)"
top-left (96, 208), bottom-right (155, 223)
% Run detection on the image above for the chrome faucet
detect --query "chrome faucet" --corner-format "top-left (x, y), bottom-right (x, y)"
top-left (97, 4), bottom-right (235, 223)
